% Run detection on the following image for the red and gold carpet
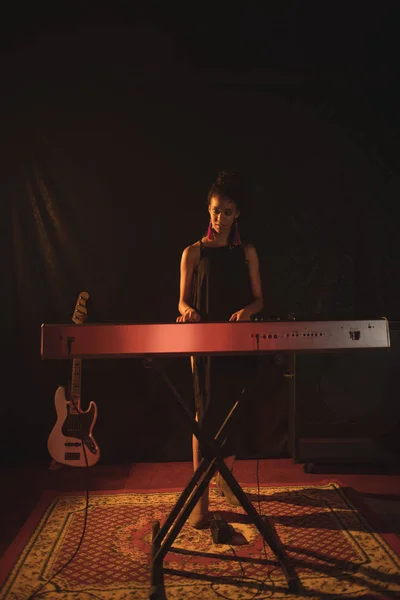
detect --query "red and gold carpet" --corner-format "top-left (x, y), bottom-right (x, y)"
top-left (1, 482), bottom-right (400, 599)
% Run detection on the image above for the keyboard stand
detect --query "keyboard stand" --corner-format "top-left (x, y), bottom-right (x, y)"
top-left (147, 359), bottom-right (300, 599)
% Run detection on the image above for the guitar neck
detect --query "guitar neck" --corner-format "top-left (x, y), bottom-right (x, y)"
top-left (70, 358), bottom-right (82, 411)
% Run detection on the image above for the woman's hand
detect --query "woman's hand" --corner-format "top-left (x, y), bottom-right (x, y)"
top-left (229, 308), bottom-right (251, 322)
top-left (176, 308), bottom-right (201, 323)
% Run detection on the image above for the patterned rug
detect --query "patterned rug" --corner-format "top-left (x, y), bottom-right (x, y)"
top-left (1, 482), bottom-right (400, 599)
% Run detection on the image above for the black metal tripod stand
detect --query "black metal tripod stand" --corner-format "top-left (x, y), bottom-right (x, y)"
top-left (147, 359), bottom-right (299, 599)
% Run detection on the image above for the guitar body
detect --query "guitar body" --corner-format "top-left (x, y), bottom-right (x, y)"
top-left (48, 385), bottom-right (100, 467)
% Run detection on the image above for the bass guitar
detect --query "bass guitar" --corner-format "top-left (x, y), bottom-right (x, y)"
top-left (47, 291), bottom-right (100, 467)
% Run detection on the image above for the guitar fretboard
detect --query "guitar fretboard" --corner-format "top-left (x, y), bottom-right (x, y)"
top-left (70, 358), bottom-right (82, 412)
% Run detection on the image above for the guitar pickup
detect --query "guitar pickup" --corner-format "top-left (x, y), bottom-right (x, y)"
top-left (64, 452), bottom-right (80, 460)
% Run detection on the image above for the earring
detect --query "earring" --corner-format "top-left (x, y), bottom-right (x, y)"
top-left (233, 219), bottom-right (241, 246)
top-left (207, 221), bottom-right (214, 241)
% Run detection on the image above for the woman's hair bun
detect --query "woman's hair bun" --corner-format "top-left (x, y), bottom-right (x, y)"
top-left (216, 169), bottom-right (235, 186)
top-left (208, 168), bottom-right (244, 208)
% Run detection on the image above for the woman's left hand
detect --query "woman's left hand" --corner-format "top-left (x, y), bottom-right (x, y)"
top-left (229, 308), bottom-right (251, 322)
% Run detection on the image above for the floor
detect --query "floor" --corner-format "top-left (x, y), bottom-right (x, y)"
top-left (1, 458), bottom-right (400, 562)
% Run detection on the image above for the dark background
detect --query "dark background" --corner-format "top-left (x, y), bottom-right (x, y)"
top-left (2, 3), bottom-right (400, 465)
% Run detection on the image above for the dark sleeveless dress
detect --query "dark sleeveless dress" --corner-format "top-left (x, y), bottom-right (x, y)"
top-left (192, 241), bottom-right (257, 457)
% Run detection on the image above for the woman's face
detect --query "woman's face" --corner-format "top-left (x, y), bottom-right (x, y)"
top-left (208, 194), bottom-right (240, 235)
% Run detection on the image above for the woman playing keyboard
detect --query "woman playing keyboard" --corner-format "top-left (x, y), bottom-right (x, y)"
top-left (176, 169), bottom-right (264, 528)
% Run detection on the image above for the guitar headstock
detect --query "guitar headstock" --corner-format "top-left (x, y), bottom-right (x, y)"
top-left (72, 291), bottom-right (89, 325)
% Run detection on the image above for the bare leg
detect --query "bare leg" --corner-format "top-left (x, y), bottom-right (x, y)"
top-left (188, 415), bottom-right (209, 528)
top-left (192, 422), bottom-right (201, 471)
top-left (224, 455), bottom-right (235, 471)
top-left (191, 356), bottom-right (203, 473)
top-left (215, 454), bottom-right (242, 506)
top-left (188, 359), bottom-right (210, 529)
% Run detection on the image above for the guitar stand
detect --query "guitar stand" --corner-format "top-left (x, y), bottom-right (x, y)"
top-left (147, 360), bottom-right (300, 600)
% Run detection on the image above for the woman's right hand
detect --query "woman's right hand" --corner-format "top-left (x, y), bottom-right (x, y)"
top-left (176, 308), bottom-right (201, 322)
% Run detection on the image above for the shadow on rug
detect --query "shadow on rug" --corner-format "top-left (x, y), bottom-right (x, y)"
top-left (1, 482), bottom-right (400, 599)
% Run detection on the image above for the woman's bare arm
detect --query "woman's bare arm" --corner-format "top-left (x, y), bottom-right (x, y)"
top-left (177, 244), bottom-right (201, 321)
top-left (229, 244), bottom-right (264, 321)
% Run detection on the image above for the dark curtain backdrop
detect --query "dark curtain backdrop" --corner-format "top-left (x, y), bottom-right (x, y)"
top-left (1, 19), bottom-right (399, 465)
